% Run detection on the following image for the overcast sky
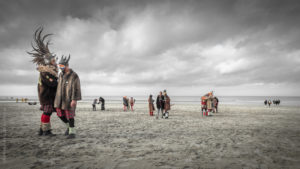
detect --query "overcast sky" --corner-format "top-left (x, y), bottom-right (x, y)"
top-left (0, 0), bottom-right (300, 96)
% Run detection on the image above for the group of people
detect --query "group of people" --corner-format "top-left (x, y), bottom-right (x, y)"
top-left (92, 97), bottom-right (105, 111)
top-left (123, 96), bottom-right (136, 111)
top-left (264, 99), bottom-right (281, 107)
top-left (148, 90), bottom-right (171, 119)
top-left (201, 91), bottom-right (219, 116)
top-left (28, 27), bottom-right (81, 139)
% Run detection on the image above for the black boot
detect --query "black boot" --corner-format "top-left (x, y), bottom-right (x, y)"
top-left (38, 128), bottom-right (43, 136)
top-left (65, 128), bottom-right (69, 136)
top-left (44, 130), bottom-right (56, 136)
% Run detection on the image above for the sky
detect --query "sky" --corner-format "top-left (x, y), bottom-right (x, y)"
top-left (0, 0), bottom-right (300, 97)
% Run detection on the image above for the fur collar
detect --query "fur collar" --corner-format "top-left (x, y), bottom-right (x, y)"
top-left (37, 65), bottom-right (58, 78)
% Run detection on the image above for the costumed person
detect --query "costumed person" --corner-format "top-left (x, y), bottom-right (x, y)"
top-left (148, 95), bottom-right (155, 116)
top-left (99, 97), bottom-right (105, 110)
top-left (156, 91), bottom-right (165, 119)
top-left (206, 91), bottom-right (214, 116)
top-left (54, 55), bottom-right (82, 139)
top-left (130, 97), bottom-right (135, 111)
top-left (123, 96), bottom-right (128, 111)
top-left (163, 90), bottom-right (170, 119)
top-left (27, 27), bottom-right (58, 136)
top-left (201, 96), bottom-right (207, 116)
top-left (92, 99), bottom-right (97, 111)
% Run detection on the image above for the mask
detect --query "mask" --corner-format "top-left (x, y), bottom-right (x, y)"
top-left (59, 64), bottom-right (65, 73)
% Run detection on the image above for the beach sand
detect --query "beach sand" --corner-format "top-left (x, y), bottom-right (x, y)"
top-left (0, 102), bottom-right (300, 169)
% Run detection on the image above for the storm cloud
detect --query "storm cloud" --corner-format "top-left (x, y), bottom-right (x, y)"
top-left (0, 0), bottom-right (300, 96)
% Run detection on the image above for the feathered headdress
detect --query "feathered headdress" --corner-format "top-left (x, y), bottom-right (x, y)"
top-left (27, 27), bottom-right (56, 65)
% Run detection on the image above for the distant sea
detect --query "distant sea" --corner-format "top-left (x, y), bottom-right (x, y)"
top-left (0, 96), bottom-right (299, 106)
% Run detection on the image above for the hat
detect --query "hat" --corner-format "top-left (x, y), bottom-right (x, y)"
top-left (59, 54), bottom-right (70, 66)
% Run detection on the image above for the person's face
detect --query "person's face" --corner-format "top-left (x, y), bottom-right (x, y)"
top-left (160, 92), bottom-right (162, 96)
top-left (50, 58), bottom-right (56, 66)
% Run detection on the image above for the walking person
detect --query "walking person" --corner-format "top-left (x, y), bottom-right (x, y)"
top-left (163, 90), bottom-right (171, 119)
top-left (148, 95), bottom-right (155, 116)
top-left (156, 91), bottom-right (165, 119)
top-left (92, 99), bottom-right (97, 111)
top-left (28, 27), bottom-right (58, 136)
top-left (54, 55), bottom-right (82, 139)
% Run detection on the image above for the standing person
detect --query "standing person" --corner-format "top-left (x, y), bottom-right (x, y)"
top-left (201, 96), bottom-right (207, 116)
top-left (268, 100), bottom-right (272, 107)
top-left (54, 55), bottom-right (82, 139)
top-left (212, 97), bottom-right (219, 113)
top-left (28, 27), bottom-right (58, 136)
top-left (148, 95), bottom-right (155, 116)
top-left (156, 91), bottom-right (165, 119)
top-left (127, 97), bottom-right (130, 111)
top-left (99, 97), bottom-right (105, 110)
top-left (130, 97), bottom-right (135, 111)
top-left (163, 90), bottom-right (171, 119)
top-left (92, 99), bottom-right (97, 111)
top-left (264, 100), bottom-right (268, 106)
top-left (123, 96), bottom-right (128, 111)
top-left (206, 92), bottom-right (213, 116)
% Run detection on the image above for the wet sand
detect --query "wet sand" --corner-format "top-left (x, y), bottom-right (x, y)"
top-left (0, 102), bottom-right (300, 169)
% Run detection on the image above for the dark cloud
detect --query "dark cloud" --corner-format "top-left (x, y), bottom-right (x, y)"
top-left (0, 0), bottom-right (300, 95)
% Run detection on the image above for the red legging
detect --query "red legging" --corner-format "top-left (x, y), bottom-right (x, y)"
top-left (41, 114), bottom-right (50, 123)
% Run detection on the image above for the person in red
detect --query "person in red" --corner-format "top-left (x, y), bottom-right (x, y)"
top-left (28, 27), bottom-right (58, 136)
top-left (201, 96), bottom-right (207, 116)
top-left (130, 97), bottom-right (135, 111)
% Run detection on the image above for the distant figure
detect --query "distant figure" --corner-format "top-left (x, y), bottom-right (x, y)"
top-left (206, 92), bottom-right (214, 116)
top-left (278, 99), bottom-right (281, 105)
top-left (127, 97), bottom-right (130, 110)
top-left (123, 96), bottom-right (128, 111)
top-left (156, 91), bottom-right (165, 119)
top-left (16, 98), bottom-right (19, 103)
top-left (130, 97), bottom-right (135, 111)
top-left (99, 97), bottom-right (105, 110)
top-left (148, 95), bottom-right (155, 116)
top-left (264, 100), bottom-right (268, 106)
top-left (163, 90), bottom-right (171, 119)
top-left (213, 97), bottom-right (219, 113)
top-left (201, 96), bottom-right (207, 116)
top-left (268, 100), bottom-right (272, 107)
top-left (92, 99), bottom-right (97, 111)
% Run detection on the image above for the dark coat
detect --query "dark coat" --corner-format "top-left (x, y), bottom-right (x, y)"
top-left (156, 95), bottom-right (165, 109)
top-left (54, 69), bottom-right (81, 110)
top-left (37, 65), bottom-right (58, 106)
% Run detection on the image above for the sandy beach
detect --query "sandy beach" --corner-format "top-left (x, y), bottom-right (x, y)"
top-left (0, 102), bottom-right (300, 169)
